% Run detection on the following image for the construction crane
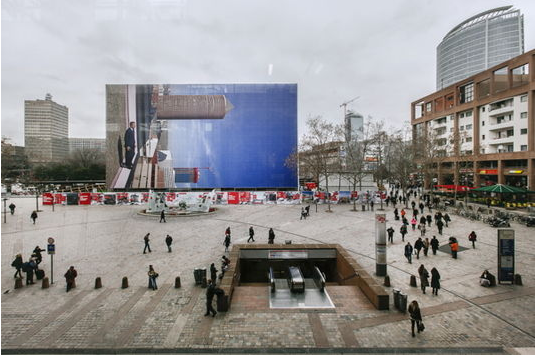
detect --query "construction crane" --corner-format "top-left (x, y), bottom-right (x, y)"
top-left (340, 96), bottom-right (360, 118)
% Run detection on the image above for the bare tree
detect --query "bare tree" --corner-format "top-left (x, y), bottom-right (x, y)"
top-left (341, 119), bottom-right (374, 211)
top-left (298, 116), bottom-right (343, 212)
top-left (387, 126), bottom-right (415, 208)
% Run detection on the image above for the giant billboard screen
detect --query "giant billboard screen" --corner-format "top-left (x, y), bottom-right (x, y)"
top-left (106, 84), bottom-right (297, 190)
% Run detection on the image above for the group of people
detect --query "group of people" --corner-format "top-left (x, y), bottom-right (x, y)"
top-left (417, 264), bottom-right (441, 295)
top-left (300, 205), bottom-right (311, 220)
top-left (142, 233), bottom-right (174, 254)
top-left (11, 246), bottom-right (46, 285)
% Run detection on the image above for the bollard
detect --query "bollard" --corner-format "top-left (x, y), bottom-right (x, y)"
top-left (201, 277), bottom-right (207, 288)
top-left (95, 277), bottom-right (102, 289)
top-left (384, 275), bottom-right (391, 287)
top-left (14, 277), bottom-right (23, 289)
top-left (42, 277), bottom-right (50, 289)
top-left (410, 275), bottom-right (417, 287)
top-left (122, 277), bottom-right (129, 289)
top-left (514, 274), bottom-right (523, 286)
top-left (399, 292), bottom-right (408, 313)
top-left (392, 288), bottom-right (400, 310)
top-left (175, 276), bottom-right (181, 288)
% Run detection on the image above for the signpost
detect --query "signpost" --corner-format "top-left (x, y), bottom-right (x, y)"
top-left (497, 229), bottom-right (514, 284)
top-left (3, 198), bottom-right (7, 224)
top-left (48, 237), bottom-right (55, 284)
top-left (375, 213), bottom-right (387, 276)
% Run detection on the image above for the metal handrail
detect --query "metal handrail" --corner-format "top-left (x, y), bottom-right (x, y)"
top-left (269, 267), bottom-right (275, 293)
top-left (313, 266), bottom-right (326, 292)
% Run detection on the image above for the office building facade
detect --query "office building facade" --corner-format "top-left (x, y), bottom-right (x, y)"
top-left (24, 94), bottom-right (69, 164)
top-left (437, 6), bottom-right (524, 90)
top-left (412, 49), bottom-right (535, 190)
top-left (69, 138), bottom-right (106, 153)
top-left (344, 110), bottom-right (364, 142)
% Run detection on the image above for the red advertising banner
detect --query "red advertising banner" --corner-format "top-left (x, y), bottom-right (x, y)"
top-left (277, 191), bottom-right (287, 199)
top-left (166, 192), bottom-right (176, 202)
top-left (239, 192), bottom-right (251, 204)
top-left (79, 192), bottom-right (91, 205)
top-left (227, 192), bottom-right (239, 204)
top-left (351, 191), bottom-right (358, 198)
top-left (293, 193), bottom-right (300, 200)
top-left (305, 182), bottom-right (317, 190)
top-left (141, 193), bottom-right (149, 203)
top-left (54, 193), bottom-right (65, 205)
top-left (92, 193), bottom-right (103, 204)
top-left (42, 193), bottom-right (54, 205)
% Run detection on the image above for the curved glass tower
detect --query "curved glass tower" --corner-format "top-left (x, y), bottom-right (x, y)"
top-left (437, 6), bottom-right (524, 90)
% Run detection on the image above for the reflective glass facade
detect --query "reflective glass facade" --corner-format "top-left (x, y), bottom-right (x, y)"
top-left (437, 7), bottom-right (524, 90)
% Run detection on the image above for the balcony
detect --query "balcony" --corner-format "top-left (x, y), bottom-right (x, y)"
top-left (488, 106), bottom-right (514, 117)
top-left (487, 120), bottom-right (514, 131)
top-left (488, 136), bottom-right (515, 146)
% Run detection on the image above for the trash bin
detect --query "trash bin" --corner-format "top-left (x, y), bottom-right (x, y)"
top-left (399, 292), bottom-right (408, 313)
top-left (193, 268), bottom-right (200, 284)
top-left (200, 268), bottom-right (207, 281)
top-left (393, 288), bottom-right (401, 310)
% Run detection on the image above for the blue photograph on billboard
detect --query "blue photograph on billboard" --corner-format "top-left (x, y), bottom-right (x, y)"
top-left (106, 84), bottom-right (298, 190)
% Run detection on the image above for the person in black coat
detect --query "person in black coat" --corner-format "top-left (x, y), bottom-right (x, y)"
top-left (418, 264), bottom-right (429, 294)
top-left (431, 267), bottom-right (441, 295)
top-left (408, 300), bottom-right (423, 337)
top-left (436, 219), bottom-right (444, 235)
top-left (11, 254), bottom-right (23, 278)
top-left (268, 228), bottom-right (275, 244)
top-left (143, 233), bottom-right (152, 254)
top-left (247, 226), bottom-right (255, 242)
top-left (426, 214), bottom-right (432, 227)
top-left (400, 224), bottom-right (408, 242)
top-left (386, 227), bottom-right (395, 243)
top-left (124, 121), bottom-right (136, 168)
top-left (165, 235), bottom-right (173, 252)
top-left (430, 236), bottom-right (439, 255)
top-left (33, 246), bottom-right (45, 265)
top-left (224, 234), bottom-right (231, 252)
top-left (414, 238), bottom-right (424, 259)
top-left (25, 259), bottom-right (36, 285)
top-left (160, 210), bottom-right (166, 223)
top-left (204, 279), bottom-right (218, 317)
top-left (9, 203), bottom-right (16, 215)
top-left (210, 263), bottom-right (218, 283)
top-left (404, 242), bottom-right (413, 264)
top-left (30, 211), bottom-right (38, 224)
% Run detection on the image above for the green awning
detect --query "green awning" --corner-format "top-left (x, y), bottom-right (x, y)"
top-left (471, 184), bottom-right (535, 193)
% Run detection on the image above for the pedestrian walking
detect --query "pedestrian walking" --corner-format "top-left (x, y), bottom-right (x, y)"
top-left (423, 237), bottom-right (430, 256)
top-left (268, 228), bottom-right (275, 244)
top-left (394, 208), bottom-right (399, 221)
top-left (64, 266), bottom-right (77, 292)
top-left (418, 264), bottom-right (429, 294)
top-left (419, 216), bottom-right (426, 226)
top-left (370, 200), bottom-right (374, 211)
top-left (449, 237), bottom-right (459, 259)
top-left (419, 223), bottom-right (426, 237)
top-left (33, 246), bottom-right (45, 265)
top-left (436, 219), bottom-right (444, 235)
top-left (9, 203), bottom-right (16, 215)
top-left (430, 236), bottom-right (439, 255)
top-left (143, 233), bottom-right (152, 254)
top-left (147, 265), bottom-right (158, 290)
top-left (165, 234), bottom-right (173, 252)
top-left (444, 213), bottom-right (451, 227)
top-left (426, 214), bottom-right (432, 227)
top-left (224, 234), bottom-right (231, 252)
top-left (210, 263), bottom-right (218, 283)
top-left (404, 242), bottom-right (413, 264)
top-left (247, 226), bottom-right (255, 242)
top-left (305, 205), bottom-right (310, 216)
top-left (413, 208), bottom-right (419, 219)
top-left (401, 208), bottom-right (406, 218)
top-left (468, 231), bottom-right (477, 249)
top-left (160, 210), bottom-right (166, 223)
top-left (410, 217), bottom-right (417, 231)
top-left (204, 279), bottom-right (218, 317)
top-left (431, 267), bottom-right (441, 295)
top-left (30, 211), bottom-right (38, 224)
top-left (225, 226), bottom-right (231, 237)
top-left (419, 202), bottom-right (424, 215)
top-left (11, 254), bottom-right (23, 278)
top-left (23, 259), bottom-right (35, 285)
top-left (414, 237), bottom-right (423, 259)
top-left (408, 300), bottom-right (423, 337)
top-left (400, 224), bottom-right (407, 242)
top-left (387, 227), bottom-right (394, 244)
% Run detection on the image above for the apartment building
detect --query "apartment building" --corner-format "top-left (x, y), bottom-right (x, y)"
top-left (412, 49), bottom-right (535, 190)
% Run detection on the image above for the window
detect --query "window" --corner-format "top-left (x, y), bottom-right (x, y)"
top-left (459, 82), bottom-right (474, 103)
top-left (466, 137), bottom-right (472, 143)
top-left (482, 121), bottom-right (485, 126)
top-left (521, 145), bottom-right (528, 151)
top-left (512, 64), bottom-right (529, 88)
top-left (481, 148), bottom-right (485, 154)
top-left (450, 115), bottom-right (454, 121)
top-left (460, 126), bottom-right (464, 131)
top-left (477, 79), bottom-right (490, 99)
top-left (426, 102), bottom-right (432, 112)
top-left (520, 95), bottom-right (527, 102)
top-left (482, 135), bottom-right (485, 140)
top-left (481, 106), bottom-right (485, 112)
top-left (507, 145), bottom-right (514, 152)
top-left (507, 129), bottom-right (514, 137)
top-left (466, 111), bottom-right (472, 117)
top-left (493, 67), bottom-right (509, 93)
top-left (521, 112), bottom-right (527, 119)
top-left (520, 128), bottom-right (527, 135)
top-left (466, 124), bottom-right (472, 130)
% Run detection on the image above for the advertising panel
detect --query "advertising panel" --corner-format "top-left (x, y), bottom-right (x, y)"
top-left (498, 229), bottom-right (515, 284)
top-left (79, 193), bottom-right (91, 205)
top-left (106, 84), bottom-right (297, 190)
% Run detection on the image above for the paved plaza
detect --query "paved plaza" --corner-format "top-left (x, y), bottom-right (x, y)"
top-left (1, 197), bottom-right (535, 354)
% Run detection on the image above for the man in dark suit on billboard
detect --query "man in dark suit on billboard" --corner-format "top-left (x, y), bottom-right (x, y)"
top-left (124, 121), bottom-right (136, 169)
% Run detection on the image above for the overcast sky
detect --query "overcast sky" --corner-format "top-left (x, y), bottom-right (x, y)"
top-left (2, 0), bottom-right (534, 145)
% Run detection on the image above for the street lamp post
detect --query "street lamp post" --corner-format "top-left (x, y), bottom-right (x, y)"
top-left (3, 198), bottom-right (7, 224)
